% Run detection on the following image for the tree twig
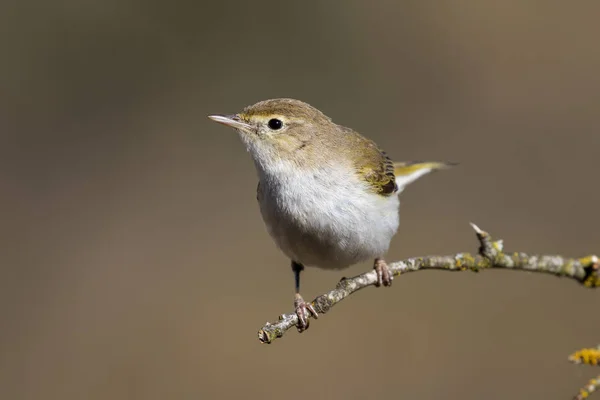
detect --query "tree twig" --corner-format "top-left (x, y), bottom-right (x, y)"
top-left (570, 346), bottom-right (600, 400)
top-left (572, 375), bottom-right (600, 400)
top-left (258, 223), bottom-right (599, 344)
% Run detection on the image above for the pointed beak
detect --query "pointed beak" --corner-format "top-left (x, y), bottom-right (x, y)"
top-left (208, 114), bottom-right (252, 131)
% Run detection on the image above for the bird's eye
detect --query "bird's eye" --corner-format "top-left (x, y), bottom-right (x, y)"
top-left (268, 118), bottom-right (283, 130)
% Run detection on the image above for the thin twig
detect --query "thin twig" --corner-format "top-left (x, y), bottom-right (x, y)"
top-left (258, 223), bottom-right (599, 344)
top-left (572, 375), bottom-right (600, 400)
top-left (570, 346), bottom-right (600, 400)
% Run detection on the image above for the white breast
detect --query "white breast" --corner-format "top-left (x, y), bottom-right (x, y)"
top-left (256, 159), bottom-right (400, 270)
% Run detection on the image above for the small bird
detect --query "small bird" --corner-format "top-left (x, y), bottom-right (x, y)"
top-left (208, 98), bottom-right (453, 332)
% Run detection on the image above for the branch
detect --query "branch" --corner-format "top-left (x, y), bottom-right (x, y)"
top-left (258, 223), bottom-right (599, 344)
top-left (569, 346), bottom-right (600, 400)
top-left (572, 375), bottom-right (600, 400)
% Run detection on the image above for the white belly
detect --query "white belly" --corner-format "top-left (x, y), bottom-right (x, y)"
top-left (257, 164), bottom-right (400, 270)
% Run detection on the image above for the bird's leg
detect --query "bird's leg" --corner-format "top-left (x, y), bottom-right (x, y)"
top-left (291, 261), bottom-right (318, 332)
top-left (374, 257), bottom-right (393, 287)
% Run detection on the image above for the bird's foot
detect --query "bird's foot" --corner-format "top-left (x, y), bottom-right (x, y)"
top-left (294, 293), bottom-right (318, 332)
top-left (374, 258), bottom-right (393, 287)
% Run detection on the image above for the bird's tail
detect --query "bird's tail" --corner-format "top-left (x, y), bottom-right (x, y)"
top-left (393, 161), bottom-right (456, 192)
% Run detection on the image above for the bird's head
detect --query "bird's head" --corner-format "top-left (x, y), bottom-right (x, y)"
top-left (209, 98), bottom-right (337, 171)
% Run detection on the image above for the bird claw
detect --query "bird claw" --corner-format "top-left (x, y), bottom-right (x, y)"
top-left (374, 258), bottom-right (393, 287)
top-left (294, 294), bottom-right (318, 332)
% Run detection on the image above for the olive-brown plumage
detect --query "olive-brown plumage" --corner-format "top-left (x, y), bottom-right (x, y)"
top-left (208, 98), bottom-right (453, 332)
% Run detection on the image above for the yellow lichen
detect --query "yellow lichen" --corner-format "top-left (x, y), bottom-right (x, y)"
top-left (569, 348), bottom-right (600, 366)
top-left (579, 255), bottom-right (598, 266)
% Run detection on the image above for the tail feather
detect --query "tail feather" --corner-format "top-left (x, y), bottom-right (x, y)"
top-left (393, 161), bottom-right (456, 192)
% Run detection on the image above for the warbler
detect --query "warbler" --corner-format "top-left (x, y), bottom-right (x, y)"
top-left (208, 98), bottom-right (453, 332)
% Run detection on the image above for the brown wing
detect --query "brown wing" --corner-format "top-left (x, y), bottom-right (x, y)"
top-left (339, 127), bottom-right (398, 196)
top-left (360, 150), bottom-right (398, 196)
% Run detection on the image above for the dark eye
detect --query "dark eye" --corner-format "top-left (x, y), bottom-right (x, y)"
top-left (268, 118), bottom-right (283, 130)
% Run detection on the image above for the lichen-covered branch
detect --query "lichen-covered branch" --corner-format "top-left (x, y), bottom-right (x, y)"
top-left (572, 375), bottom-right (600, 400)
top-left (570, 346), bottom-right (600, 367)
top-left (258, 223), bottom-right (599, 344)
top-left (570, 346), bottom-right (600, 400)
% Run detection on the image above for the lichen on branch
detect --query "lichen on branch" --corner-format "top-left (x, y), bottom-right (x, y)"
top-left (570, 346), bottom-right (600, 399)
top-left (258, 223), bottom-right (599, 344)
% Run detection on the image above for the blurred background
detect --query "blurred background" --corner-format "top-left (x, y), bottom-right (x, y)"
top-left (2, 1), bottom-right (599, 399)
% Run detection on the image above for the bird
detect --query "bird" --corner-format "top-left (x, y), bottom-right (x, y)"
top-left (208, 98), bottom-right (453, 332)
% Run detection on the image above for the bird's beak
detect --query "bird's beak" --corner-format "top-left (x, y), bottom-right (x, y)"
top-left (208, 114), bottom-right (252, 131)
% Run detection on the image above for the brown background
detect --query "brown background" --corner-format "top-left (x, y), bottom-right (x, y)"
top-left (2, 1), bottom-right (599, 399)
